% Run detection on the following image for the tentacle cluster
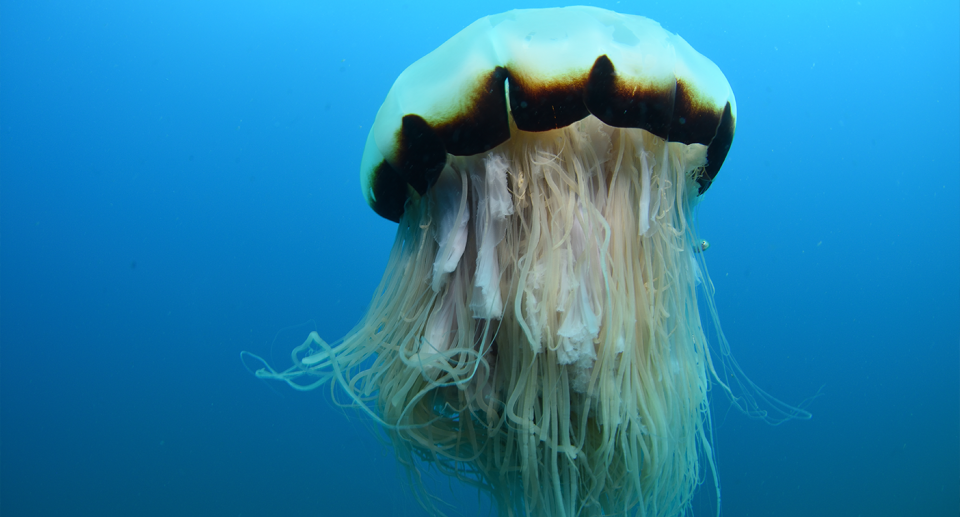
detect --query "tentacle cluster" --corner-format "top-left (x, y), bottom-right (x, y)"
top-left (253, 117), bottom-right (730, 516)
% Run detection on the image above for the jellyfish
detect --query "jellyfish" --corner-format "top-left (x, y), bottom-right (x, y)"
top-left (246, 7), bottom-right (808, 517)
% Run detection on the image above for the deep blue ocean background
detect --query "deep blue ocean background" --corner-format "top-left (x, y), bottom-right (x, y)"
top-left (2, 1), bottom-right (957, 516)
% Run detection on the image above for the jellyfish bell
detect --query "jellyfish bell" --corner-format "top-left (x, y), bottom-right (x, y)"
top-left (246, 6), bottom-right (808, 517)
top-left (361, 8), bottom-right (735, 223)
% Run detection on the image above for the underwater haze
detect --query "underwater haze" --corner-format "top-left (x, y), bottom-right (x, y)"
top-left (1, 1), bottom-right (957, 516)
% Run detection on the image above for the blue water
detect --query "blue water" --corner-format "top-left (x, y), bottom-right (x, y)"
top-left (2, 1), bottom-right (957, 516)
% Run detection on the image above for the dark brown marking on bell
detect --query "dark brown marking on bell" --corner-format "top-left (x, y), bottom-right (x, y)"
top-left (433, 67), bottom-right (512, 156)
top-left (699, 101), bottom-right (735, 194)
top-left (584, 55), bottom-right (674, 140)
top-left (508, 72), bottom-right (590, 132)
top-left (669, 79), bottom-right (722, 146)
top-left (396, 114), bottom-right (447, 195)
top-left (370, 160), bottom-right (409, 222)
